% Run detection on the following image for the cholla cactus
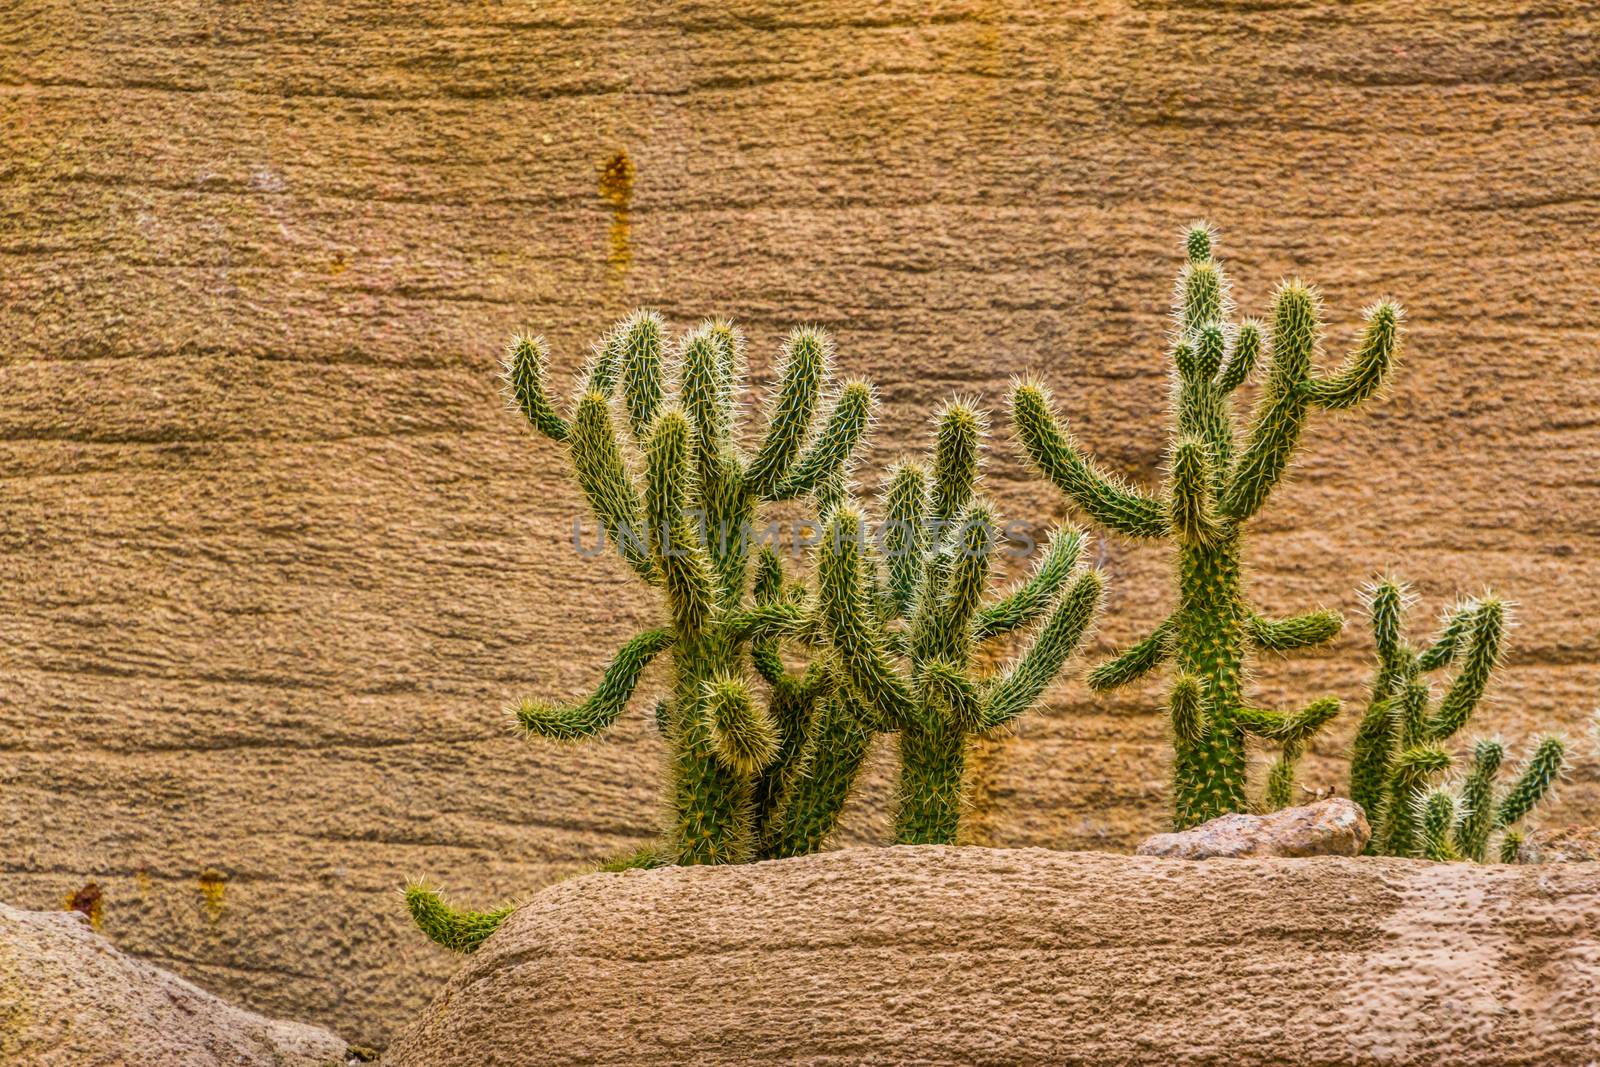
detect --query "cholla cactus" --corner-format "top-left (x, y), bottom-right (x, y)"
top-left (1012, 224), bottom-right (1403, 828)
top-left (808, 401), bottom-right (1104, 844)
top-left (1351, 579), bottom-right (1567, 861)
top-left (409, 311), bottom-right (878, 951)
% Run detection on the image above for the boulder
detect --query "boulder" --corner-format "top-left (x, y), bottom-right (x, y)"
top-left (388, 845), bottom-right (1599, 1066)
top-left (0, 903), bottom-right (350, 1065)
top-left (1136, 797), bottom-right (1370, 859)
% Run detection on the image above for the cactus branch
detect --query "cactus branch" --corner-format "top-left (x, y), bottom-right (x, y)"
top-left (1012, 383), bottom-right (1168, 540)
top-left (1086, 617), bottom-right (1175, 692)
top-left (511, 628), bottom-right (673, 740)
top-left (404, 882), bottom-right (514, 955)
top-left (974, 527), bottom-right (1085, 642)
top-left (1247, 610), bottom-right (1343, 653)
top-left (504, 334), bottom-right (570, 441)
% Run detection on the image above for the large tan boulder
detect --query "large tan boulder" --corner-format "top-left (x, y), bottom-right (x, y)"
top-left (390, 846), bottom-right (1600, 1066)
top-left (0, 903), bottom-right (350, 1066)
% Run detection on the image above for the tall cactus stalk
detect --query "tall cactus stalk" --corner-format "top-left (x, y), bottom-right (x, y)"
top-left (810, 401), bottom-right (1104, 844)
top-left (1351, 578), bottom-right (1568, 861)
top-left (1012, 224), bottom-right (1403, 828)
top-left (409, 311), bottom-right (878, 952)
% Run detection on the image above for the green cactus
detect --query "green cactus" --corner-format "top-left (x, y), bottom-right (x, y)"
top-left (1350, 578), bottom-right (1568, 861)
top-left (1012, 224), bottom-right (1402, 828)
top-left (409, 312), bottom-right (880, 951)
top-left (810, 401), bottom-right (1105, 844)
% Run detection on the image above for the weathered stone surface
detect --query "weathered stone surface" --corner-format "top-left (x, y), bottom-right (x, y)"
top-left (1520, 825), bottom-right (1600, 864)
top-left (389, 846), bottom-right (1600, 1066)
top-left (0, 903), bottom-right (349, 1066)
top-left (4, 0), bottom-right (1599, 1045)
top-left (1136, 797), bottom-right (1370, 859)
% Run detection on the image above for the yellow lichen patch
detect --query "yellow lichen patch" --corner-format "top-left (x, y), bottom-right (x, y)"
top-left (598, 149), bottom-right (635, 284)
top-left (198, 868), bottom-right (227, 924)
top-left (63, 882), bottom-right (103, 930)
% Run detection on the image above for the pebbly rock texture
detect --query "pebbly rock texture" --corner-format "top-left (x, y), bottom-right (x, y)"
top-left (5, 0), bottom-right (1600, 1044)
top-left (0, 903), bottom-right (349, 1066)
top-left (1519, 825), bottom-right (1600, 864)
top-left (388, 846), bottom-right (1600, 1066)
top-left (1135, 797), bottom-right (1370, 859)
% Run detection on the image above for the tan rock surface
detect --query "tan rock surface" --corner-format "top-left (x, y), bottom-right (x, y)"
top-left (1136, 797), bottom-right (1370, 859)
top-left (3, 0), bottom-right (1599, 1045)
top-left (388, 846), bottom-right (1600, 1066)
top-left (0, 903), bottom-right (349, 1066)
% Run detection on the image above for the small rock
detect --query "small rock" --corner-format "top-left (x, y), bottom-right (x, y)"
top-left (1517, 825), bottom-right (1600, 864)
top-left (1136, 797), bottom-right (1370, 859)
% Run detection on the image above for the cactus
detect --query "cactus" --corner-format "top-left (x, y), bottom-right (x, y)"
top-left (409, 311), bottom-right (880, 950)
top-left (1012, 224), bottom-right (1402, 828)
top-left (810, 401), bottom-right (1105, 844)
top-left (1350, 578), bottom-right (1568, 861)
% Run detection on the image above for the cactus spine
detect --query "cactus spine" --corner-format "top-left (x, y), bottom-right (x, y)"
top-left (813, 402), bottom-right (1105, 844)
top-left (410, 312), bottom-right (879, 951)
top-left (1351, 579), bottom-right (1568, 860)
top-left (1012, 225), bottom-right (1403, 828)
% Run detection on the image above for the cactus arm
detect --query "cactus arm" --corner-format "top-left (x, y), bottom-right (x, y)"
top-left (596, 844), bottom-right (669, 872)
top-left (404, 882), bottom-right (514, 954)
top-left (1234, 697), bottom-right (1341, 745)
top-left (1416, 601), bottom-right (1479, 672)
top-left (931, 401), bottom-right (982, 521)
top-left (1219, 284), bottom-right (1320, 521)
top-left (1378, 745), bottom-right (1451, 856)
top-left (1419, 790), bottom-right (1461, 861)
top-left (1216, 319), bottom-right (1262, 393)
top-left (503, 334), bottom-right (570, 441)
top-left (1247, 610), bottom-right (1343, 653)
top-left (1423, 598), bottom-right (1505, 742)
top-left (680, 327), bottom-right (734, 464)
top-left (882, 463), bottom-right (930, 619)
top-left (1303, 302), bottom-right (1402, 410)
top-left (818, 507), bottom-right (920, 729)
top-left (973, 527), bottom-right (1085, 642)
top-left (1454, 738), bottom-right (1504, 862)
top-left (1348, 698), bottom-right (1395, 830)
top-left (1365, 578), bottom-right (1410, 690)
top-left (745, 327), bottom-right (828, 496)
top-left (768, 380), bottom-right (874, 502)
top-left (749, 548), bottom-right (788, 685)
top-left (1498, 830), bottom-right (1526, 864)
top-left (705, 319), bottom-right (746, 439)
top-left (618, 311), bottom-right (666, 440)
top-left (979, 568), bottom-right (1105, 732)
top-left (1495, 736), bottom-right (1566, 829)
top-left (702, 674), bottom-right (780, 777)
top-left (1011, 383), bottom-right (1168, 540)
top-left (1263, 740), bottom-right (1305, 811)
top-left (924, 502), bottom-right (994, 663)
top-left (511, 628), bottom-right (674, 739)
top-left (1085, 617), bottom-right (1175, 692)
top-left (644, 409), bottom-right (718, 636)
top-left (760, 687), bottom-right (875, 859)
top-left (569, 392), bottom-right (656, 583)
top-left (1167, 438), bottom-right (1222, 547)
top-left (1168, 674), bottom-right (1206, 745)
top-left (725, 602), bottom-right (815, 645)
top-left (920, 660), bottom-right (984, 733)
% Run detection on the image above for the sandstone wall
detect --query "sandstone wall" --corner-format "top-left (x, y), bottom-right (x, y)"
top-left (3, 0), bottom-right (1597, 1045)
